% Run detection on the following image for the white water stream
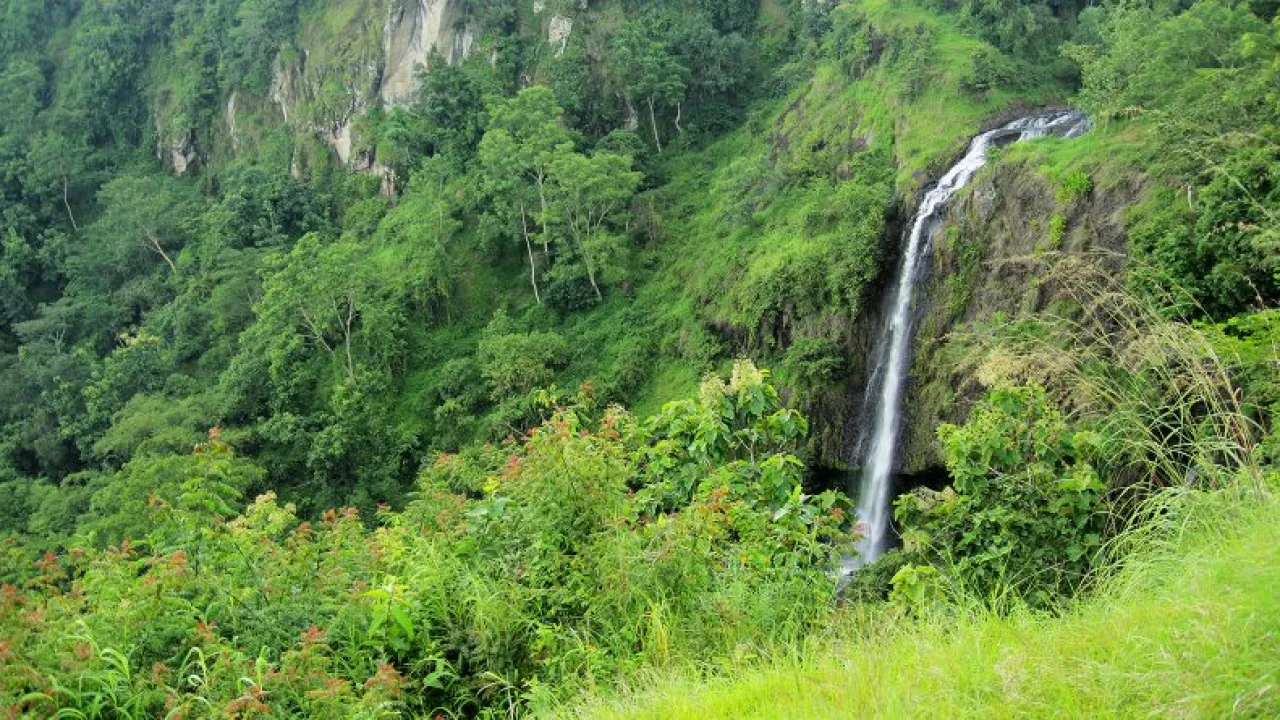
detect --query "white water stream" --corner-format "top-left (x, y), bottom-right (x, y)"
top-left (850, 111), bottom-right (1090, 567)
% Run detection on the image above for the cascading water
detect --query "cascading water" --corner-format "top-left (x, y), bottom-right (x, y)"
top-left (849, 110), bottom-right (1091, 568)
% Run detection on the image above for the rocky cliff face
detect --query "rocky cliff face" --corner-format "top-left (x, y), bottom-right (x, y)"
top-left (162, 0), bottom-right (602, 175)
top-left (209, 0), bottom-right (478, 171)
top-left (382, 0), bottom-right (477, 105)
top-left (896, 158), bottom-right (1143, 472)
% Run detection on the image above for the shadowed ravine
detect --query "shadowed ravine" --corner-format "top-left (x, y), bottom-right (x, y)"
top-left (848, 110), bottom-right (1092, 569)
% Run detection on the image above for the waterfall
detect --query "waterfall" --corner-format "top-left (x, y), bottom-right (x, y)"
top-left (849, 110), bottom-right (1091, 568)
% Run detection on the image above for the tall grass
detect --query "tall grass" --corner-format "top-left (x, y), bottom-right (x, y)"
top-left (953, 252), bottom-right (1261, 483)
top-left (551, 482), bottom-right (1279, 719)
top-left (941, 251), bottom-right (1267, 600)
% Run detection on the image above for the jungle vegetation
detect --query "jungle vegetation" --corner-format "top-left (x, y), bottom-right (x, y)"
top-left (0, 0), bottom-right (1276, 717)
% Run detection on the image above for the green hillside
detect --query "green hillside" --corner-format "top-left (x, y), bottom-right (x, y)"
top-left (0, 0), bottom-right (1276, 717)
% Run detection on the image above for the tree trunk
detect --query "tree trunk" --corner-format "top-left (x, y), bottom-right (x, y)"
top-left (536, 171), bottom-right (550, 255)
top-left (62, 176), bottom-right (79, 231)
top-left (145, 230), bottom-right (178, 274)
top-left (520, 204), bottom-right (541, 304)
top-left (342, 297), bottom-right (356, 381)
top-left (647, 97), bottom-right (662, 153)
top-left (299, 306), bottom-right (335, 354)
top-left (674, 102), bottom-right (683, 135)
top-left (585, 261), bottom-right (603, 302)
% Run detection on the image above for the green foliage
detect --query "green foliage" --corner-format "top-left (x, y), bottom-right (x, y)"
top-left (0, 0), bottom-right (1085, 525)
top-left (1068, 0), bottom-right (1280, 317)
top-left (244, 232), bottom-right (404, 384)
top-left (781, 337), bottom-right (846, 402)
top-left (549, 36), bottom-right (623, 141)
top-left (476, 310), bottom-right (567, 401)
top-left (1207, 309), bottom-right (1280, 464)
top-left (372, 158), bottom-right (460, 318)
top-left (611, 16), bottom-right (689, 152)
top-left (632, 361), bottom-right (817, 513)
top-left (948, 0), bottom-right (1082, 61)
top-left (81, 429), bottom-right (265, 547)
top-left (960, 43), bottom-right (1015, 94)
top-left (896, 386), bottom-right (1104, 605)
top-left (696, 0), bottom-right (760, 35)
top-left (1044, 213), bottom-right (1067, 251)
top-left (544, 149), bottom-right (643, 301)
top-left (415, 50), bottom-right (489, 164)
top-left (669, 12), bottom-right (753, 136)
top-left (1055, 169), bottom-right (1092, 204)
top-left (840, 547), bottom-right (911, 604)
top-left (228, 0), bottom-right (303, 92)
top-left (0, 363), bottom-right (850, 717)
top-left (1127, 165), bottom-right (1279, 320)
top-left (81, 171), bottom-right (199, 283)
top-left (2, 2), bottom-right (1275, 716)
top-left (89, 393), bottom-right (212, 464)
top-left (571, 486), bottom-right (1280, 719)
top-left (477, 86), bottom-right (577, 299)
top-left (544, 271), bottom-right (601, 314)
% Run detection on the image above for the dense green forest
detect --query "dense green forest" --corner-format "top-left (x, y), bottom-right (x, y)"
top-left (0, 0), bottom-right (1277, 717)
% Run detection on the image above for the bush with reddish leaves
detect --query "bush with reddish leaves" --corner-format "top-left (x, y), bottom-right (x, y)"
top-left (0, 362), bottom-right (851, 717)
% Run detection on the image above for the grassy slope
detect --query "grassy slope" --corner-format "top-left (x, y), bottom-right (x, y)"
top-left (559, 488), bottom-right (1280, 719)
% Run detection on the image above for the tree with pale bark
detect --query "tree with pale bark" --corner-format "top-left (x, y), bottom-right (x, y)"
top-left (88, 172), bottom-right (198, 277)
top-left (252, 233), bottom-right (401, 382)
top-left (477, 86), bottom-right (575, 303)
top-left (610, 19), bottom-right (688, 152)
top-left (543, 150), bottom-right (642, 301)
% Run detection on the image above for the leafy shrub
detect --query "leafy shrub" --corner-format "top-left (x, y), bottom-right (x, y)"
top-left (1067, 0), bottom-right (1279, 317)
top-left (824, 7), bottom-right (879, 79)
top-left (842, 548), bottom-right (911, 604)
top-left (543, 269), bottom-right (601, 313)
top-left (0, 363), bottom-right (852, 717)
top-left (961, 44), bottom-right (1014, 93)
top-left (1127, 158), bottom-right (1279, 320)
top-left (1207, 309), bottom-right (1280, 464)
top-left (781, 336), bottom-right (846, 407)
top-left (476, 310), bottom-right (568, 400)
top-left (885, 24), bottom-right (935, 100)
top-left (80, 429), bottom-right (265, 547)
top-left (1044, 213), bottom-right (1067, 251)
top-left (1055, 169), bottom-right (1092, 204)
top-left (948, 0), bottom-right (1070, 59)
top-left (896, 386), bottom-right (1104, 605)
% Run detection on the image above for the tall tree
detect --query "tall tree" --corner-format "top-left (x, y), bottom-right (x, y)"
top-left (249, 233), bottom-right (401, 383)
top-left (611, 19), bottom-right (688, 152)
top-left (24, 130), bottom-right (93, 233)
top-left (543, 150), bottom-right (642, 301)
top-left (375, 158), bottom-right (461, 321)
top-left (477, 86), bottom-right (575, 303)
top-left (86, 172), bottom-right (199, 278)
top-left (416, 50), bottom-right (488, 163)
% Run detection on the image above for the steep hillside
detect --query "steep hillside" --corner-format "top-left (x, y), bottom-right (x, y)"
top-left (901, 133), bottom-right (1146, 472)
top-left (0, 0), bottom-right (1088, 524)
top-left (1, 0), bottom-right (1277, 717)
top-left (585, 0), bottom-right (1077, 458)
